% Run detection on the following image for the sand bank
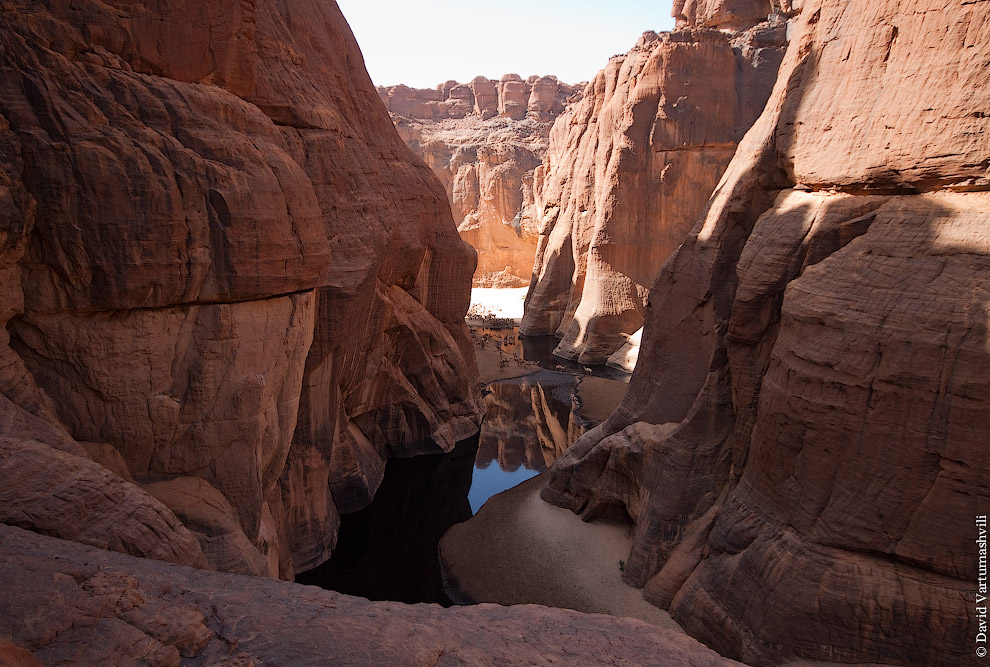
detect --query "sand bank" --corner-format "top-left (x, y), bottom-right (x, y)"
top-left (440, 474), bottom-right (682, 631)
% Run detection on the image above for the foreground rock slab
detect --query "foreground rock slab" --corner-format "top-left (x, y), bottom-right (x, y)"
top-left (0, 526), bottom-right (742, 667)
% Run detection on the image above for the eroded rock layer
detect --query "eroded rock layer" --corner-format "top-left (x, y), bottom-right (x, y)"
top-left (0, 0), bottom-right (481, 579)
top-left (380, 76), bottom-right (581, 285)
top-left (521, 14), bottom-right (787, 364)
top-left (542, 1), bottom-right (989, 664)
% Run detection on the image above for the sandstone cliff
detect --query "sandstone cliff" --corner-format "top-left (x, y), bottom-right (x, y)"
top-left (542, 1), bottom-right (989, 664)
top-left (380, 76), bottom-right (581, 285)
top-left (0, 0), bottom-right (482, 579)
top-left (521, 13), bottom-right (788, 364)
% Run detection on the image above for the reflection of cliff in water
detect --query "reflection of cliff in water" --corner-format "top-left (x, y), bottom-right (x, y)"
top-left (476, 371), bottom-right (581, 474)
top-left (468, 369), bottom-right (629, 513)
top-left (295, 329), bottom-right (631, 602)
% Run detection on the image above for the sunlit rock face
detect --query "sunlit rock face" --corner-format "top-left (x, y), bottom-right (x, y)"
top-left (521, 10), bottom-right (788, 364)
top-left (0, 0), bottom-right (481, 579)
top-left (543, 1), bottom-right (990, 665)
top-left (380, 77), bottom-right (582, 285)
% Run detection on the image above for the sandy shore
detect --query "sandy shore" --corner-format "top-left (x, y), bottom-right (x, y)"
top-left (575, 376), bottom-right (627, 424)
top-left (467, 287), bottom-right (539, 384)
top-left (466, 286), bottom-right (527, 323)
top-left (471, 335), bottom-right (538, 384)
top-left (440, 473), bottom-right (682, 631)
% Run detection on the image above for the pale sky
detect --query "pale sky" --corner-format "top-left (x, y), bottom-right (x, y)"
top-left (336, 1), bottom-right (676, 88)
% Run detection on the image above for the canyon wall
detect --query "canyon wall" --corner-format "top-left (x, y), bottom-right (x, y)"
top-left (380, 76), bottom-right (581, 285)
top-left (521, 12), bottom-right (787, 364)
top-left (542, 0), bottom-right (989, 664)
top-left (0, 0), bottom-right (481, 580)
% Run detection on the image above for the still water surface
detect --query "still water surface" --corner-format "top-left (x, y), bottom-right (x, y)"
top-left (467, 325), bottom-right (628, 512)
top-left (296, 328), bottom-right (629, 603)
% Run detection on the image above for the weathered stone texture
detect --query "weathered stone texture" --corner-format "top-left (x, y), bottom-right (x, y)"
top-left (543, 1), bottom-right (989, 664)
top-left (381, 76), bottom-right (581, 285)
top-left (0, 525), bottom-right (743, 667)
top-left (521, 15), bottom-right (787, 364)
top-left (0, 0), bottom-right (481, 579)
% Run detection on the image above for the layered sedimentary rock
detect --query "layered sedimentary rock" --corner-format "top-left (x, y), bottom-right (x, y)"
top-left (0, 0), bottom-right (481, 580)
top-left (521, 15), bottom-right (787, 364)
top-left (379, 74), bottom-right (574, 122)
top-left (543, 1), bottom-right (989, 665)
top-left (380, 76), bottom-right (581, 284)
top-left (0, 525), bottom-right (740, 667)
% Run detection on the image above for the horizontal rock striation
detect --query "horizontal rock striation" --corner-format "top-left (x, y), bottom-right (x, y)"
top-left (542, 0), bottom-right (989, 664)
top-left (381, 76), bottom-right (582, 285)
top-left (0, 0), bottom-right (481, 579)
top-left (521, 12), bottom-right (788, 364)
top-left (0, 525), bottom-right (743, 666)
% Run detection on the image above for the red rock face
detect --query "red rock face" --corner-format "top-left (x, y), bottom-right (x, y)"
top-left (543, 1), bottom-right (989, 664)
top-left (381, 76), bottom-right (581, 285)
top-left (0, 0), bottom-right (481, 578)
top-left (521, 18), bottom-right (787, 364)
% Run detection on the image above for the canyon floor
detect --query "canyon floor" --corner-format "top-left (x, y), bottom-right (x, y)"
top-left (468, 287), bottom-right (533, 383)
top-left (442, 474), bottom-right (680, 629)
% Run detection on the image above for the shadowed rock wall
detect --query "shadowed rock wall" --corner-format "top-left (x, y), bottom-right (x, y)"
top-left (0, 0), bottom-right (482, 579)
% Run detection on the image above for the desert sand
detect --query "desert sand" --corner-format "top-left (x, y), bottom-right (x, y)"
top-left (467, 287), bottom-right (537, 384)
top-left (440, 474), bottom-right (681, 631)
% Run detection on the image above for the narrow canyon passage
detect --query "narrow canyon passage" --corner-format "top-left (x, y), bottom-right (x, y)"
top-left (0, 0), bottom-right (985, 664)
top-left (295, 318), bottom-right (630, 605)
